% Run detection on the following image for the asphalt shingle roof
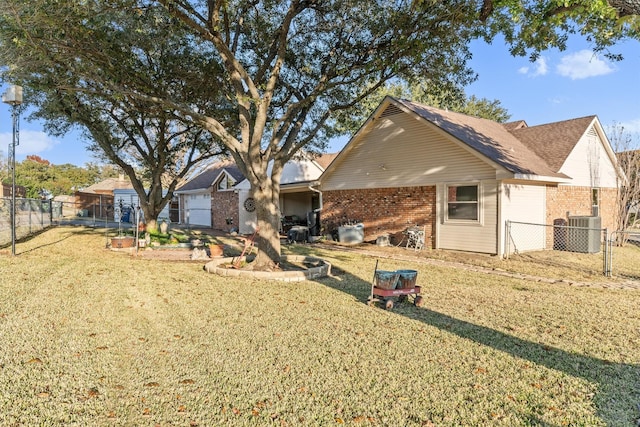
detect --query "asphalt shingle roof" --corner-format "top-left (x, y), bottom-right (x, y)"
top-left (176, 160), bottom-right (244, 192)
top-left (395, 98), bottom-right (568, 178)
top-left (509, 116), bottom-right (596, 171)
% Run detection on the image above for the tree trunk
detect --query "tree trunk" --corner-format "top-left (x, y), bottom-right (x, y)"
top-left (247, 175), bottom-right (282, 270)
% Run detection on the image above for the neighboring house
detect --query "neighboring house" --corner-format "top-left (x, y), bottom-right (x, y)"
top-left (73, 175), bottom-right (133, 218)
top-left (174, 160), bottom-right (244, 228)
top-left (1, 182), bottom-right (26, 198)
top-left (175, 154), bottom-right (331, 233)
top-left (113, 188), bottom-right (172, 224)
top-left (319, 96), bottom-right (620, 257)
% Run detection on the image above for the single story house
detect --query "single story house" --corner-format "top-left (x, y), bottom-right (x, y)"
top-left (113, 188), bottom-right (172, 224)
top-left (73, 175), bottom-right (133, 218)
top-left (1, 182), bottom-right (26, 198)
top-left (319, 96), bottom-right (620, 257)
top-left (174, 154), bottom-right (335, 233)
top-left (174, 160), bottom-right (245, 228)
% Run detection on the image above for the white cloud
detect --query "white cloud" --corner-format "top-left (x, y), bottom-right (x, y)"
top-left (548, 96), bottom-right (566, 105)
top-left (619, 118), bottom-right (640, 134)
top-left (0, 130), bottom-right (59, 157)
top-left (518, 57), bottom-right (548, 77)
top-left (556, 50), bottom-right (615, 80)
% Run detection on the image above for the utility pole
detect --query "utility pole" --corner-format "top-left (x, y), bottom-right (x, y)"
top-left (2, 85), bottom-right (23, 256)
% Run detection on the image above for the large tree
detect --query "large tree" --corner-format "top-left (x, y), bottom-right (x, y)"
top-left (6, 3), bottom-right (229, 231)
top-left (1, 1), bottom-right (639, 268)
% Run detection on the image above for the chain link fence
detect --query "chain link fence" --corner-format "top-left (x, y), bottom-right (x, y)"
top-left (0, 197), bottom-right (54, 246)
top-left (605, 230), bottom-right (640, 280)
top-left (506, 220), bottom-right (609, 276)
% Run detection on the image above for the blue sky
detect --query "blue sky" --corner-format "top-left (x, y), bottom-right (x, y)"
top-left (1, 34), bottom-right (639, 166)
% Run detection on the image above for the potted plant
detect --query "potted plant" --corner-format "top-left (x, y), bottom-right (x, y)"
top-left (207, 237), bottom-right (225, 257)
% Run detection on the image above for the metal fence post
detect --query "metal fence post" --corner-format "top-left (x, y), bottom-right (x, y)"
top-left (505, 220), bottom-right (511, 259)
top-left (602, 229), bottom-right (608, 277)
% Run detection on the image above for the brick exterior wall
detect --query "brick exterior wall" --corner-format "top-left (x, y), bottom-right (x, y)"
top-left (546, 185), bottom-right (618, 232)
top-left (322, 186), bottom-right (436, 246)
top-left (211, 190), bottom-right (238, 231)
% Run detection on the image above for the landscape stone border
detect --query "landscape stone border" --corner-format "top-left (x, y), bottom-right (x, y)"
top-left (203, 255), bottom-right (331, 282)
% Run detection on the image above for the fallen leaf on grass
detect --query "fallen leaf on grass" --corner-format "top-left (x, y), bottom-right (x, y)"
top-left (96, 346), bottom-right (108, 350)
top-left (179, 379), bottom-right (195, 384)
top-left (37, 392), bottom-right (50, 398)
top-left (178, 405), bottom-right (186, 412)
top-left (145, 382), bottom-right (160, 387)
top-left (142, 408), bottom-right (151, 416)
top-left (27, 358), bottom-right (43, 364)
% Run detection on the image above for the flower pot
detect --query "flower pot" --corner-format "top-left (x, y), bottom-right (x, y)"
top-left (209, 244), bottom-right (224, 257)
top-left (111, 236), bottom-right (135, 249)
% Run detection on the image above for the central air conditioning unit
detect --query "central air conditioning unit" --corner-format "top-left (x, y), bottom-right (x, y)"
top-left (567, 216), bottom-right (601, 253)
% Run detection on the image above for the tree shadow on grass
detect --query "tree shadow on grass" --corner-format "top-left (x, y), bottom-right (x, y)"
top-left (1, 225), bottom-right (103, 255)
top-left (317, 267), bottom-right (640, 426)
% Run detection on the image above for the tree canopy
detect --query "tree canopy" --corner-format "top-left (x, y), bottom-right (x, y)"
top-left (0, 155), bottom-right (120, 199)
top-left (469, 0), bottom-right (640, 60)
top-left (1, 0), bottom-right (639, 266)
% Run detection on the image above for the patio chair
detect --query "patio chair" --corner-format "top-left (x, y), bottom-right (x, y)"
top-left (405, 225), bottom-right (426, 251)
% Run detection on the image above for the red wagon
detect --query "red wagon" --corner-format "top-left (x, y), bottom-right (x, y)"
top-left (367, 262), bottom-right (424, 310)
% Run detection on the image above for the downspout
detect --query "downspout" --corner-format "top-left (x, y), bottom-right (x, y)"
top-left (308, 181), bottom-right (323, 210)
top-left (309, 181), bottom-right (323, 238)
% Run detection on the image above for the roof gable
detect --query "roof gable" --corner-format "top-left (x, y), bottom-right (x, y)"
top-left (82, 177), bottom-right (133, 194)
top-left (393, 98), bottom-right (565, 179)
top-left (176, 160), bottom-right (244, 192)
top-left (509, 116), bottom-right (596, 171)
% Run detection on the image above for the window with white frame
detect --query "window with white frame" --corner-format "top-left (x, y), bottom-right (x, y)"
top-left (447, 185), bottom-right (479, 221)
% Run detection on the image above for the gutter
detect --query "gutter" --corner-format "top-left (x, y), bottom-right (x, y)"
top-left (308, 181), bottom-right (323, 211)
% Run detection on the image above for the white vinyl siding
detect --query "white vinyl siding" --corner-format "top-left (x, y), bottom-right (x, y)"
top-left (559, 127), bottom-right (618, 188)
top-left (500, 183), bottom-right (546, 254)
top-left (322, 113), bottom-right (497, 191)
top-left (437, 180), bottom-right (498, 254)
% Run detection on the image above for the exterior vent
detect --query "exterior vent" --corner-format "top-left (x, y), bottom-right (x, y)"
top-left (567, 216), bottom-right (601, 253)
top-left (379, 104), bottom-right (403, 118)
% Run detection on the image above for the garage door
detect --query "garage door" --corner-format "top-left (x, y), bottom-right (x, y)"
top-left (186, 193), bottom-right (211, 227)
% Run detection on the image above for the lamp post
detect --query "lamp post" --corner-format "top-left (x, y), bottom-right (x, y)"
top-left (2, 85), bottom-right (23, 256)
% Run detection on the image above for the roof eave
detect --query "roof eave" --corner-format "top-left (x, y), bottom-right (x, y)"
top-left (512, 173), bottom-right (572, 184)
top-left (174, 188), bottom-right (211, 195)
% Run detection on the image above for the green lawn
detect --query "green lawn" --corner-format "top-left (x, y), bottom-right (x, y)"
top-left (0, 226), bottom-right (639, 426)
